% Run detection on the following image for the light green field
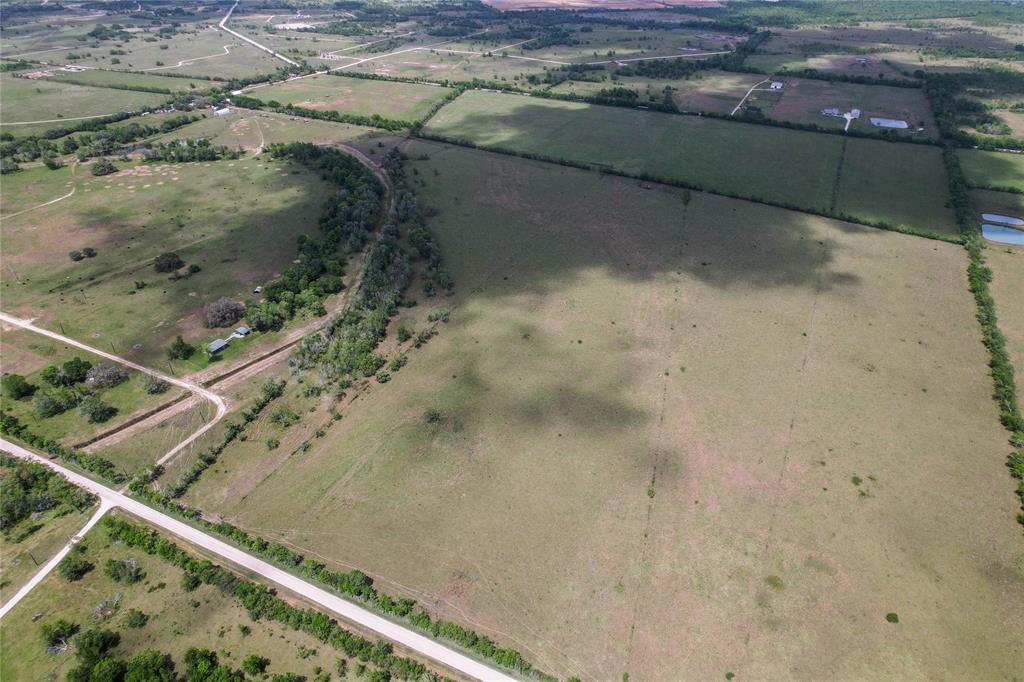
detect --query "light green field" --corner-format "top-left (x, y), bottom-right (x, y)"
top-left (184, 142), bottom-right (1024, 681)
top-left (424, 90), bottom-right (955, 232)
top-left (0, 513), bottom-right (360, 681)
top-left (45, 68), bottom-right (222, 93)
top-left (958, 149), bottom-right (1024, 191)
top-left (0, 158), bottom-right (334, 366)
top-left (94, 401), bottom-right (213, 476)
top-left (0, 163), bottom-right (77, 215)
top-left (252, 74), bottom-right (453, 122)
top-left (0, 73), bottom-right (167, 128)
top-left (0, 328), bottom-right (184, 448)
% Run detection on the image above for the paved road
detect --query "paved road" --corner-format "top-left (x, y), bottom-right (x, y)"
top-left (0, 312), bottom-right (227, 469)
top-left (0, 439), bottom-right (518, 682)
top-left (219, 0), bottom-right (300, 67)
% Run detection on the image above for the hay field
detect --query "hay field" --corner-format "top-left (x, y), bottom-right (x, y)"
top-left (150, 111), bottom-right (381, 152)
top-left (424, 90), bottom-right (956, 233)
top-left (0, 73), bottom-right (167, 127)
top-left (251, 75), bottom-right (454, 122)
top-left (184, 143), bottom-right (1024, 681)
top-left (958, 149), bottom-right (1024, 191)
top-left (0, 159), bottom-right (332, 366)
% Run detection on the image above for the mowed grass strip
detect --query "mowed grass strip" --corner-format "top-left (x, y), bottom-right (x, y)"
top-left (423, 90), bottom-right (954, 232)
top-left (252, 74), bottom-right (454, 122)
top-left (958, 149), bottom-right (1024, 192)
top-left (186, 142), bottom-right (1023, 681)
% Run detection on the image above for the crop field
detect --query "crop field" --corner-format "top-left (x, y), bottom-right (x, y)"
top-left (43, 68), bottom-right (221, 93)
top-left (183, 142), bottom-right (1024, 681)
top-left (987, 245), bottom-right (1024, 404)
top-left (0, 74), bottom-right (167, 129)
top-left (768, 78), bottom-right (937, 136)
top-left (549, 69), bottom-right (770, 114)
top-left (0, 513), bottom-right (361, 681)
top-left (958, 149), bottom-right (1024, 191)
top-left (424, 90), bottom-right (956, 233)
top-left (0, 327), bottom-right (183, 446)
top-left (251, 75), bottom-right (454, 122)
top-left (0, 503), bottom-right (97, 606)
top-left (0, 158), bottom-right (333, 366)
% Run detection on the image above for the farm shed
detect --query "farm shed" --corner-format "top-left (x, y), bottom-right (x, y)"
top-left (870, 117), bottom-right (908, 129)
top-left (208, 339), bottom-right (229, 355)
top-left (770, 81), bottom-right (784, 90)
top-left (213, 107), bottom-right (231, 117)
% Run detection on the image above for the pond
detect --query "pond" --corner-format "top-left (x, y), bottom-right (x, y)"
top-left (982, 223), bottom-right (1024, 246)
top-left (982, 213), bottom-right (1024, 227)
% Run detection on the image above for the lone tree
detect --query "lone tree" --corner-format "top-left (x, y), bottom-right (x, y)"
top-left (90, 158), bottom-right (117, 176)
top-left (79, 395), bottom-right (116, 423)
top-left (203, 297), bottom-right (244, 328)
top-left (167, 335), bottom-right (195, 360)
top-left (154, 252), bottom-right (184, 273)
top-left (2, 373), bottom-right (35, 399)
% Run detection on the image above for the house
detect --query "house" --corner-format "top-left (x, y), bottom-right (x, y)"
top-left (233, 326), bottom-right (251, 338)
top-left (230, 89), bottom-right (244, 96)
top-left (769, 81), bottom-right (784, 90)
top-left (821, 107), bottom-right (841, 117)
top-left (208, 339), bottom-right (229, 355)
top-left (849, 108), bottom-right (861, 119)
top-left (213, 107), bottom-right (231, 117)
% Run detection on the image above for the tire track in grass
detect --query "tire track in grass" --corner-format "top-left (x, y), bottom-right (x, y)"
top-left (829, 137), bottom-right (848, 214)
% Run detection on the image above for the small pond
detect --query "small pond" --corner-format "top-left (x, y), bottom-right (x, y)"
top-left (982, 223), bottom-right (1024, 246)
top-left (981, 213), bottom-right (1024, 227)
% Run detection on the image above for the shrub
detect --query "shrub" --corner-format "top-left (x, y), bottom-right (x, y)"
top-left (44, 156), bottom-right (64, 170)
top-left (241, 655), bottom-right (269, 676)
top-left (153, 252), bottom-right (184, 273)
top-left (123, 609), bottom-right (149, 629)
top-left (142, 374), bottom-right (170, 394)
top-left (80, 395), bottom-right (116, 423)
top-left (396, 326), bottom-right (412, 343)
top-left (266, 438), bottom-right (280, 450)
top-left (167, 335), bottom-right (195, 360)
top-left (86, 362), bottom-right (129, 388)
top-left (104, 557), bottom-right (145, 583)
top-left (69, 250), bottom-right (84, 261)
top-left (2, 373), bottom-right (34, 399)
top-left (57, 553), bottom-right (94, 581)
top-left (375, 370), bottom-right (391, 383)
top-left (33, 387), bottom-right (81, 417)
top-left (40, 619), bottom-right (79, 648)
top-left (82, 247), bottom-right (97, 258)
top-left (181, 572), bottom-right (201, 591)
top-left (886, 612), bottom-right (900, 624)
top-left (203, 297), bottom-right (245, 328)
top-left (90, 158), bottom-right (117, 176)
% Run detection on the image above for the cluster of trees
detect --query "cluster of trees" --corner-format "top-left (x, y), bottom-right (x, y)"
top-left (166, 379), bottom-right (286, 498)
top-left (142, 138), bottom-right (243, 163)
top-left (101, 516), bottom-right (442, 682)
top-left (203, 297), bottom-right (245, 328)
top-left (15, 357), bottom-right (124, 422)
top-left (0, 452), bottom-right (95, 531)
top-left (90, 158), bottom-right (117, 176)
top-left (239, 96), bottom-right (413, 132)
top-left (0, 412), bottom-right (126, 483)
top-left (924, 71), bottom-right (1024, 151)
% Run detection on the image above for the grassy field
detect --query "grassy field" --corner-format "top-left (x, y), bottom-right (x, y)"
top-left (958, 149), bottom-right (1024, 191)
top-left (91, 400), bottom-right (213, 476)
top-left (0, 512), bottom-right (360, 681)
top-left (44, 68), bottom-right (222, 93)
top-left (744, 52), bottom-right (910, 79)
top-left (549, 69), bottom-right (770, 114)
top-left (987, 244), bottom-right (1024, 404)
top-left (768, 77), bottom-right (937, 137)
top-left (0, 73), bottom-right (167, 127)
top-left (251, 75), bottom-right (454, 122)
top-left (184, 142), bottom-right (1024, 681)
top-left (424, 90), bottom-right (956, 233)
top-left (834, 138), bottom-right (955, 232)
top-left (151, 111), bottom-right (382, 152)
top-left (971, 188), bottom-right (1024, 221)
top-left (0, 504), bottom-right (97, 607)
top-left (0, 158), bottom-right (334, 367)
top-left (0, 163), bottom-right (77, 215)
